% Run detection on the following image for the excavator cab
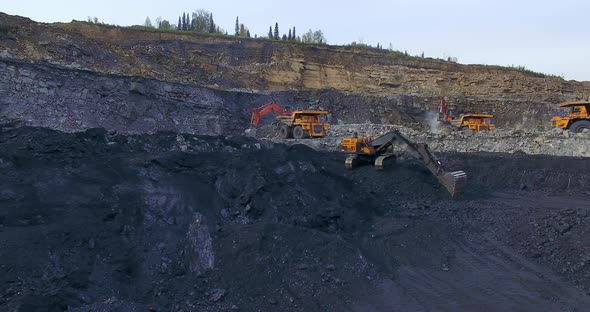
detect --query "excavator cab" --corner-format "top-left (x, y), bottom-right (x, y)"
top-left (340, 137), bottom-right (373, 154)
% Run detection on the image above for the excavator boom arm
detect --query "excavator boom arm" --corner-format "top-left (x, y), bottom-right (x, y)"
top-left (416, 143), bottom-right (466, 197)
top-left (391, 130), bottom-right (466, 197)
top-left (250, 102), bottom-right (287, 128)
top-left (348, 130), bottom-right (467, 197)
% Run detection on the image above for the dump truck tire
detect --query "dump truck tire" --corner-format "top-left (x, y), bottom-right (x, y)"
top-left (292, 126), bottom-right (304, 139)
top-left (279, 125), bottom-right (291, 139)
top-left (570, 120), bottom-right (590, 133)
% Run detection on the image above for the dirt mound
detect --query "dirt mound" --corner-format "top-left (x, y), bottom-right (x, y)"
top-left (1, 127), bottom-right (589, 311)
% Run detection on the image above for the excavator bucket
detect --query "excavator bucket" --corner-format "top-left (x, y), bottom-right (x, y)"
top-left (412, 142), bottom-right (468, 198)
top-left (390, 134), bottom-right (468, 198)
top-left (438, 170), bottom-right (467, 198)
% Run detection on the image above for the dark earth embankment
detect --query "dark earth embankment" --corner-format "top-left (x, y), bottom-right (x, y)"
top-left (0, 60), bottom-right (569, 137)
top-left (1, 126), bottom-right (589, 311)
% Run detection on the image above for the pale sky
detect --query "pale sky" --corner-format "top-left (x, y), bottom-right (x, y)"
top-left (3, 0), bottom-right (590, 81)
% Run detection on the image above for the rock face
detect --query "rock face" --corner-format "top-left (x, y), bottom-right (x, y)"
top-left (0, 61), bottom-right (249, 134)
top-left (1, 12), bottom-right (590, 134)
top-left (2, 13), bottom-right (589, 97)
top-left (1, 60), bottom-right (583, 135)
top-left (185, 212), bottom-right (215, 275)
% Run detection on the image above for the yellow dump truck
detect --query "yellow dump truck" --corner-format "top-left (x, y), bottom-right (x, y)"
top-left (551, 101), bottom-right (590, 133)
top-left (438, 98), bottom-right (495, 131)
top-left (250, 102), bottom-right (329, 139)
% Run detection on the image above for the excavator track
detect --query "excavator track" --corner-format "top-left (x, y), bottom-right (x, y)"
top-left (345, 155), bottom-right (358, 170)
top-left (374, 154), bottom-right (395, 170)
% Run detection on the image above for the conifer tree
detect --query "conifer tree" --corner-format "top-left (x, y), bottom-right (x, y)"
top-left (144, 16), bottom-right (153, 28)
top-left (209, 13), bottom-right (215, 33)
top-left (182, 13), bottom-right (186, 30)
top-left (274, 22), bottom-right (279, 40)
top-left (235, 17), bottom-right (240, 36)
top-left (288, 28), bottom-right (292, 40)
top-left (268, 26), bottom-right (273, 39)
top-left (177, 16), bottom-right (181, 30)
top-left (292, 27), bottom-right (296, 41)
top-left (186, 14), bottom-right (191, 30)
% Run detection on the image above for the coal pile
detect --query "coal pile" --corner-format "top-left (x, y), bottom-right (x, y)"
top-left (1, 126), bottom-right (589, 311)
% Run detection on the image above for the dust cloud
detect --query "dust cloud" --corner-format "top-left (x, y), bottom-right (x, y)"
top-left (425, 111), bottom-right (441, 134)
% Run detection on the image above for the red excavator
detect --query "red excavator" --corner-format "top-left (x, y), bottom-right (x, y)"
top-left (250, 103), bottom-right (292, 128)
top-left (249, 102), bottom-right (330, 139)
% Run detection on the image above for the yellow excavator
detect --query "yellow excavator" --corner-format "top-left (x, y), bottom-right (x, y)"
top-left (340, 130), bottom-right (467, 197)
